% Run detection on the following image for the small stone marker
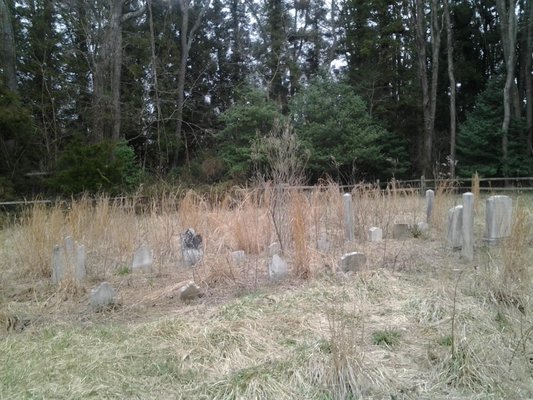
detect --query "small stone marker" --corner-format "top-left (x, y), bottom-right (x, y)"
top-left (179, 281), bottom-right (203, 302)
top-left (268, 242), bottom-right (281, 256)
top-left (343, 193), bottom-right (355, 241)
top-left (231, 250), bottom-right (246, 265)
top-left (416, 222), bottom-right (429, 233)
top-left (132, 245), bottom-right (153, 272)
top-left (368, 227), bottom-right (383, 242)
top-left (317, 232), bottom-right (332, 252)
top-left (426, 190), bottom-right (435, 224)
top-left (447, 205), bottom-right (463, 249)
top-left (340, 252), bottom-right (367, 273)
top-left (268, 254), bottom-right (288, 281)
top-left (461, 192), bottom-right (474, 261)
top-left (64, 236), bottom-right (75, 259)
top-left (485, 195), bottom-right (512, 243)
top-left (51, 245), bottom-right (66, 284)
top-left (392, 223), bottom-right (411, 239)
top-left (90, 282), bottom-right (116, 310)
top-left (182, 228), bottom-right (203, 267)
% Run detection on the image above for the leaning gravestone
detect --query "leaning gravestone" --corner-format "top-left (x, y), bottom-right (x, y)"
top-left (90, 282), bottom-right (116, 311)
top-left (485, 195), bottom-right (512, 243)
top-left (182, 228), bottom-right (203, 267)
top-left (340, 252), bottom-right (367, 273)
top-left (132, 245), bottom-right (153, 272)
top-left (343, 193), bottom-right (355, 241)
top-left (447, 205), bottom-right (463, 249)
top-left (179, 281), bottom-right (203, 302)
top-left (368, 227), bottom-right (383, 242)
top-left (268, 254), bottom-right (288, 281)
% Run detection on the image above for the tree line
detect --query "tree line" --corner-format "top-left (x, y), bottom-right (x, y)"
top-left (0, 0), bottom-right (532, 197)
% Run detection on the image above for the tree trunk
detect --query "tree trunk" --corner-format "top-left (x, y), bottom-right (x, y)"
top-left (91, 0), bottom-right (144, 143)
top-left (525, 0), bottom-right (533, 155)
top-left (0, 0), bottom-right (17, 92)
top-left (173, 0), bottom-right (210, 169)
top-left (413, 0), bottom-right (441, 177)
top-left (496, 0), bottom-right (518, 178)
top-left (444, 0), bottom-right (457, 178)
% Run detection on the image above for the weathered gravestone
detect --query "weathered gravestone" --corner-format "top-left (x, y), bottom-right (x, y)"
top-left (392, 223), bottom-right (411, 239)
top-left (132, 245), bottom-right (153, 272)
top-left (343, 193), bottom-right (355, 241)
top-left (461, 192), bottom-right (474, 261)
top-left (231, 250), bottom-right (246, 265)
top-left (179, 281), bottom-right (203, 302)
top-left (182, 228), bottom-right (203, 267)
top-left (368, 227), bottom-right (383, 242)
top-left (268, 254), bottom-right (288, 281)
top-left (51, 237), bottom-right (86, 284)
top-left (447, 205), bottom-right (463, 249)
top-left (90, 282), bottom-right (116, 311)
top-left (51, 245), bottom-right (65, 284)
top-left (340, 252), bottom-right (367, 273)
top-left (426, 189), bottom-right (435, 224)
top-left (317, 232), bottom-right (332, 252)
top-left (484, 195), bottom-right (512, 243)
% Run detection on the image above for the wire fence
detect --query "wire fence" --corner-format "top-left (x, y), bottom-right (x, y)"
top-left (1, 177), bottom-right (533, 209)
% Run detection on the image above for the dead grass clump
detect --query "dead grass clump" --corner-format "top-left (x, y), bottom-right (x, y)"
top-left (290, 191), bottom-right (311, 278)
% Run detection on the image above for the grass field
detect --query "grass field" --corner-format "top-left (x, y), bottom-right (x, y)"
top-left (1, 184), bottom-right (532, 399)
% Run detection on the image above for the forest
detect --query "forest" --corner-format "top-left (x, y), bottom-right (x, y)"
top-left (0, 0), bottom-right (532, 197)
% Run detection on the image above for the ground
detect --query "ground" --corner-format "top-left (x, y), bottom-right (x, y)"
top-left (1, 187), bottom-right (532, 399)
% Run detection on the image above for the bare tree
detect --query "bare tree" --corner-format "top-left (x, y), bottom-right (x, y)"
top-left (444, 0), bottom-right (457, 178)
top-left (0, 0), bottom-right (17, 92)
top-left (173, 0), bottom-right (211, 169)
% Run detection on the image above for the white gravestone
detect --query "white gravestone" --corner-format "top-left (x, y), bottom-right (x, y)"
top-left (343, 193), bottom-right (355, 241)
top-left (132, 245), bottom-right (153, 272)
top-left (484, 195), bottom-right (512, 243)
top-left (368, 227), bottom-right (383, 242)
top-left (447, 205), bottom-right (463, 249)
top-left (461, 192), bottom-right (474, 261)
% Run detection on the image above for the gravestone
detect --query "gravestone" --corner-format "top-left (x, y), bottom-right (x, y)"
top-left (52, 238), bottom-right (87, 284)
top-left (132, 245), bottom-right (153, 272)
top-left (461, 192), bottom-right (474, 261)
top-left (179, 282), bottom-right (203, 302)
top-left (182, 228), bottom-right (203, 267)
top-left (447, 205), bottom-right (463, 249)
top-left (340, 252), bottom-right (367, 273)
top-left (317, 232), bottom-right (332, 252)
top-left (51, 245), bottom-right (66, 284)
top-left (231, 250), bottom-right (246, 265)
top-left (74, 244), bottom-right (87, 281)
top-left (368, 227), bottom-right (383, 242)
top-left (416, 221), bottom-right (429, 233)
top-left (268, 254), bottom-right (288, 281)
top-left (343, 193), bottom-right (355, 241)
top-left (268, 242), bottom-right (281, 256)
top-left (90, 282), bottom-right (116, 311)
top-left (392, 223), bottom-right (411, 239)
top-left (485, 195), bottom-right (512, 243)
top-left (426, 190), bottom-right (435, 224)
